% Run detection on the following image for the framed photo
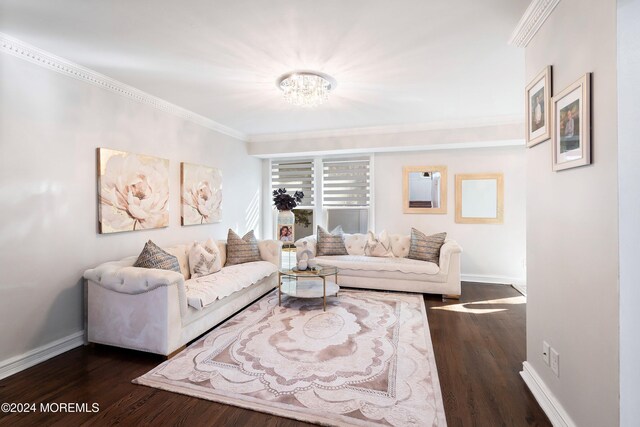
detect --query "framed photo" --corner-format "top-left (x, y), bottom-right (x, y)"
top-left (525, 66), bottom-right (552, 147)
top-left (552, 73), bottom-right (591, 171)
top-left (277, 224), bottom-right (294, 243)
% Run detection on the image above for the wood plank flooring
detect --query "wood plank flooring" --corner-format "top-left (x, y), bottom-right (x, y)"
top-left (0, 283), bottom-right (549, 426)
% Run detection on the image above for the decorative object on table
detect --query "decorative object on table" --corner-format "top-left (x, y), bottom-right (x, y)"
top-left (403, 166), bottom-right (448, 214)
top-left (364, 230), bottom-right (394, 257)
top-left (307, 258), bottom-right (318, 269)
top-left (133, 240), bottom-right (181, 272)
top-left (552, 73), bottom-right (592, 171)
top-left (316, 225), bottom-right (348, 256)
top-left (180, 162), bottom-right (222, 226)
top-left (188, 238), bottom-right (222, 278)
top-left (273, 188), bottom-right (303, 243)
top-left (408, 228), bottom-right (447, 265)
top-left (526, 65), bottom-right (552, 147)
top-left (133, 289), bottom-right (446, 426)
top-left (225, 229), bottom-right (261, 266)
top-left (455, 173), bottom-right (504, 224)
top-left (97, 148), bottom-right (169, 233)
top-left (296, 240), bottom-right (314, 271)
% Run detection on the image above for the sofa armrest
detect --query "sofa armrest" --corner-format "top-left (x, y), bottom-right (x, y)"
top-left (438, 240), bottom-right (463, 273)
top-left (258, 240), bottom-right (283, 267)
top-left (84, 264), bottom-right (187, 317)
top-left (295, 236), bottom-right (317, 260)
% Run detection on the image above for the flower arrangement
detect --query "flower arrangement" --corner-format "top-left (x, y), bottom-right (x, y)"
top-left (272, 188), bottom-right (304, 211)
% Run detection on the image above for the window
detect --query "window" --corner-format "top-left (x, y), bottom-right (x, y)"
top-left (323, 157), bottom-right (371, 234)
top-left (271, 159), bottom-right (315, 239)
top-left (271, 159), bottom-right (314, 207)
top-left (270, 156), bottom-right (372, 237)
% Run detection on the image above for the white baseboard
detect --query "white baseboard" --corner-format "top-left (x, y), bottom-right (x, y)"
top-left (461, 274), bottom-right (525, 286)
top-left (520, 361), bottom-right (576, 427)
top-left (0, 330), bottom-right (86, 380)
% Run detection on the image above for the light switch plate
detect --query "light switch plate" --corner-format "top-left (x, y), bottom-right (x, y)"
top-left (550, 348), bottom-right (559, 377)
top-left (542, 341), bottom-right (550, 366)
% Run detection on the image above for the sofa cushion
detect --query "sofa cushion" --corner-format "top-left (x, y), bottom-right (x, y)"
top-left (364, 230), bottom-right (394, 257)
top-left (189, 238), bottom-right (222, 278)
top-left (389, 234), bottom-right (411, 258)
top-left (185, 261), bottom-right (277, 310)
top-left (133, 240), bottom-right (181, 273)
top-left (317, 226), bottom-right (348, 256)
top-left (164, 245), bottom-right (190, 280)
top-left (408, 229), bottom-right (447, 265)
top-left (226, 229), bottom-right (261, 266)
top-left (315, 255), bottom-right (440, 276)
top-left (343, 233), bottom-right (367, 255)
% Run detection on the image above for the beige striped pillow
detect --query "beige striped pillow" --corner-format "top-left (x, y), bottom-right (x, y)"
top-left (316, 226), bottom-right (348, 256)
top-left (225, 229), bottom-right (262, 266)
top-left (407, 228), bottom-right (447, 265)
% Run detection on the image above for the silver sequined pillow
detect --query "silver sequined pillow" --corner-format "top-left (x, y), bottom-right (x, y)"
top-left (133, 240), bottom-right (182, 272)
top-left (316, 226), bottom-right (348, 256)
top-left (225, 229), bottom-right (261, 266)
top-left (407, 228), bottom-right (447, 265)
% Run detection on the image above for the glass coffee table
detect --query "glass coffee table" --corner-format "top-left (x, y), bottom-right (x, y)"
top-left (278, 266), bottom-right (339, 311)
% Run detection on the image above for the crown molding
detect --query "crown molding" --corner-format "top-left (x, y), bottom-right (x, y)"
top-left (0, 32), bottom-right (247, 141)
top-left (252, 139), bottom-right (525, 159)
top-left (248, 115), bottom-right (523, 143)
top-left (509, 0), bottom-right (561, 47)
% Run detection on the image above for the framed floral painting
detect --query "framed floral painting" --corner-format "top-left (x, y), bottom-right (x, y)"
top-left (181, 162), bottom-right (222, 225)
top-left (525, 66), bottom-right (552, 147)
top-left (97, 148), bottom-right (170, 233)
top-left (552, 73), bottom-right (591, 171)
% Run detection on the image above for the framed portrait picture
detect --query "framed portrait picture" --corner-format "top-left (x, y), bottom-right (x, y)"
top-left (181, 162), bottom-right (222, 226)
top-left (525, 66), bottom-right (552, 147)
top-left (552, 73), bottom-right (591, 171)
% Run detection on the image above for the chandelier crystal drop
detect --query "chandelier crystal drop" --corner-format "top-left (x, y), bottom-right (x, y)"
top-left (277, 71), bottom-right (336, 108)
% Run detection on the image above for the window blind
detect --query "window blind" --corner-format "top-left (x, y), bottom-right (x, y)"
top-left (271, 159), bottom-right (315, 207)
top-left (322, 157), bottom-right (371, 207)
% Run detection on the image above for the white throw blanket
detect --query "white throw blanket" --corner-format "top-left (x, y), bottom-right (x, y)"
top-left (185, 261), bottom-right (278, 310)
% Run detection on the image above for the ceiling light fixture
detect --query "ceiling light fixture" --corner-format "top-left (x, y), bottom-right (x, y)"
top-left (277, 71), bottom-right (337, 107)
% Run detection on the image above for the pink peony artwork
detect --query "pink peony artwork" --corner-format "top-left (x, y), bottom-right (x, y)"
top-left (181, 162), bottom-right (222, 226)
top-left (97, 148), bottom-right (170, 233)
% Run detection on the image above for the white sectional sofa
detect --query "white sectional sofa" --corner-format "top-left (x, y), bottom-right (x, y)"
top-left (296, 233), bottom-right (462, 298)
top-left (83, 239), bottom-right (282, 357)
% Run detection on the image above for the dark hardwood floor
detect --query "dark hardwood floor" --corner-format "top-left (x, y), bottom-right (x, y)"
top-left (0, 283), bottom-right (549, 426)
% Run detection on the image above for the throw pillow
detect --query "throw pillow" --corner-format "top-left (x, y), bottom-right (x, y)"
top-left (133, 240), bottom-right (182, 272)
top-left (364, 230), bottom-right (394, 257)
top-left (316, 225), bottom-right (348, 256)
top-left (407, 228), bottom-right (447, 265)
top-left (225, 229), bottom-right (261, 266)
top-left (189, 238), bottom-right (222, 278)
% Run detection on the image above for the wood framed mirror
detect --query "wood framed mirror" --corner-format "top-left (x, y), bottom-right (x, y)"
top-left (455, 173), bottom-right (504, 224)
top-left (402, 166), bottom-right (447, 214)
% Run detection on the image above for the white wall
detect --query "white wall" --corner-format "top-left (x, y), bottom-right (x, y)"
top-left (374, 146), bottom-right (526, 283)
top-left (525, 0), bottom-right (619, 425)
top-left (618, 0), bottom-right (640, 424)
top-left (0, 53), bottom-right (262, 364)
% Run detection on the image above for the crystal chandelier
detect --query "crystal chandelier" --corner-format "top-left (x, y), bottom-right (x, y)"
top-left (277, 71), bottom-right (336, 107)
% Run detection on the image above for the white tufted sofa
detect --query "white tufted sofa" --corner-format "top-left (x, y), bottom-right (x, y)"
top-left (83, 240), bottom-right (282, 357)
top-left (295, 233), bottom-right (462, 299)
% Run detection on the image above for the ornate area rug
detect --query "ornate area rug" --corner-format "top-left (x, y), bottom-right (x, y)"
top-left (134, 290), bottom-right (446, 426)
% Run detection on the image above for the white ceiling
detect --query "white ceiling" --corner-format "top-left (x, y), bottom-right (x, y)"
top-left (0, 0), bottom-right (529, 137)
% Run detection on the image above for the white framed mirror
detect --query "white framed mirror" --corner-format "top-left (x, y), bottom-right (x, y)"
top-left (455, 173), bottom-right (504, 224)
top-left (403, 166), bottom-right (447, 214)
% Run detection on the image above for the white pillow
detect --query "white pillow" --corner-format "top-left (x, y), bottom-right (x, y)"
top-left (189, 238), bottom-right (222, 278)
top-left (364, 230), bottom-right (394, 257)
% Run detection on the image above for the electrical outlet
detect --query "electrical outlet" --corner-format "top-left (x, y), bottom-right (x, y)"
top-left (542, 341), bottom-right (550, 366)
top-left (550, 348), bottom-right (560, 377)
